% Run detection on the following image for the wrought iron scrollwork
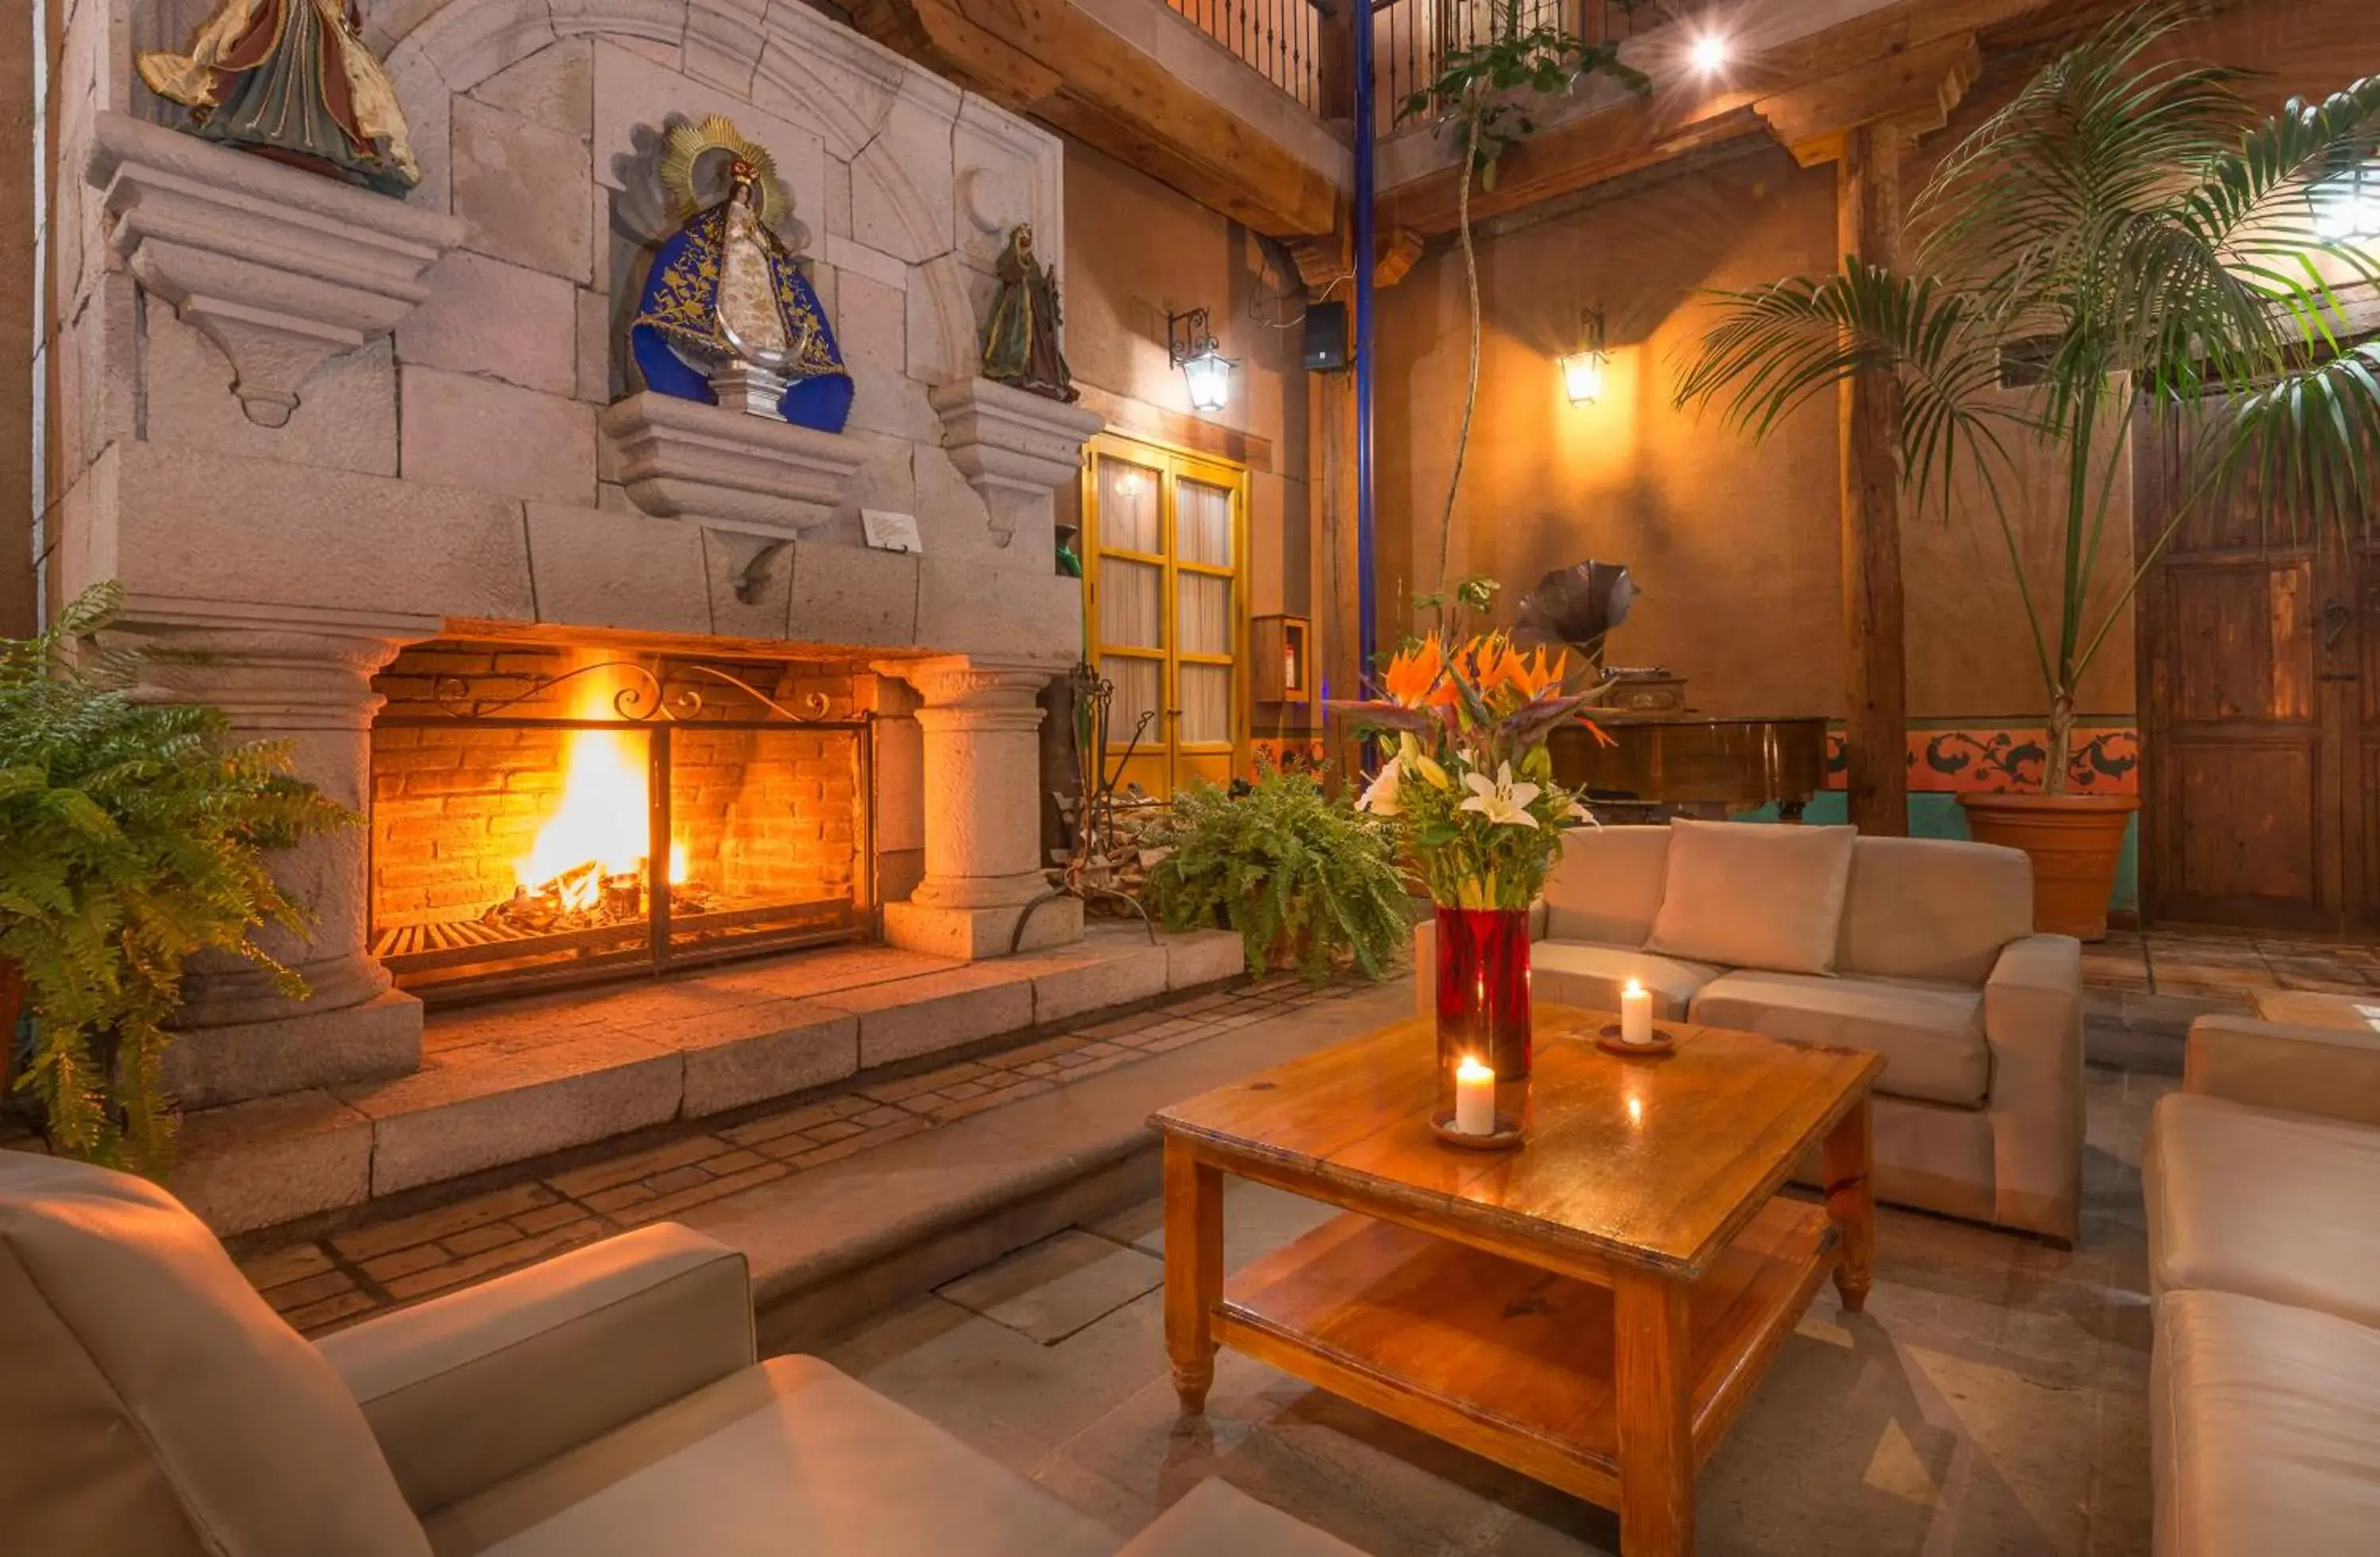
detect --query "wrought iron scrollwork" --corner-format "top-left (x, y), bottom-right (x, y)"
top-left (429, 660), bottom-right (846, 724)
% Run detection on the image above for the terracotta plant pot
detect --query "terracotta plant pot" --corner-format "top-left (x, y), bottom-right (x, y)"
top-left (1958, 792), bottom-right (2140, 941)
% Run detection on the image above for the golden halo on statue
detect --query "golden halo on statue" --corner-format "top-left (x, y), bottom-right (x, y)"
top-left (658, 115), bottom-right (785, 227)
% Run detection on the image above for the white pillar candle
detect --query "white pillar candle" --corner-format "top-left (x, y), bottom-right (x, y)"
top-left (1620, 978), bottom-right (1655, 1046)
top-left (1454, 1055), bottom-right (1497, 1136)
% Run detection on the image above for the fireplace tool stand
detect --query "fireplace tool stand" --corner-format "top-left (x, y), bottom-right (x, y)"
top-left (1012, 662), bottom-right (1159, 952)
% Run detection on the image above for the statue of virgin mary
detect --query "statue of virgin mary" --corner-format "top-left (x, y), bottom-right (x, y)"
top-left (631, 118), bottom-right (854, 433)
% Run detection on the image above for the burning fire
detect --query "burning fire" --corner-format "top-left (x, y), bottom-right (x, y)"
top-left (515, 677), bottom-right (686, 913)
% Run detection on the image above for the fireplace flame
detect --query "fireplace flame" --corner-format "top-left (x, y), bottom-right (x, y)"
top-left (515, 680), bottom-right (687, 906)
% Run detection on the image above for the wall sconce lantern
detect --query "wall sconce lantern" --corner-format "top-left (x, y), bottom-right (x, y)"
top-left (1168, 307), bottom-right (1237, 412)
top-left (1559, 306), bottom-right (1608, 406)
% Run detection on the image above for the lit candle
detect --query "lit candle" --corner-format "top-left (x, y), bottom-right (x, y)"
top-left (1620, 978), bottom-right (1654, 1046)
top-left (1455, 1055), bottom-right (1497, 1136)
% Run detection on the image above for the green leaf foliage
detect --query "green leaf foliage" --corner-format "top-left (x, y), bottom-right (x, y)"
top-left (1676, 1), bottom-right (2380, 790)
top-left (1138, 767), bottom-right (1411, 985)
top-left (0, 582), bottom-right (355, 1177)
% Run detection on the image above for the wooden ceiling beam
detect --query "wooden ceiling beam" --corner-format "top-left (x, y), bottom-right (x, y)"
top-left (1376, 0), bottom-right (2141, 236)
top-left (846, 0), bottom-right (1342, 236)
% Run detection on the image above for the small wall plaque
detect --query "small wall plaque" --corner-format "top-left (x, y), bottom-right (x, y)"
top-left (862, 509), bottom-right (923, 554)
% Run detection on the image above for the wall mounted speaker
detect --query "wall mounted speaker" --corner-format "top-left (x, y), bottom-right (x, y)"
top-left (1302, 300), bottom-right (1349, 371)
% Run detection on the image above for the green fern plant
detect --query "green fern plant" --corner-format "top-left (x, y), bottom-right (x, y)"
top-left (1139, 767), bottom-right (1411, 984)
top-left (0, 582), bottom-right (355, 1177)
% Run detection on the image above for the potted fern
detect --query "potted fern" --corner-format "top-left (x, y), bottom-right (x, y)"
top-left (0, 583), bottom-right (354, 1176)
top-left (1678, 4), bottom-right (2380, 937)
top-left (1138, 765), bottom-right (1409, 983)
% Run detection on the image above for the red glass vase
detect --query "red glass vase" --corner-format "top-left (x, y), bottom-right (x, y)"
top-left (1434, 905), bottom-right (1532, 1107)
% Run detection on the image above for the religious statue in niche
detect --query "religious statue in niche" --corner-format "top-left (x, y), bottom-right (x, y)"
top-left (630, 117), bottom-right (854, 433)
top-left (980, 224), bottom-right (1078, 404)
top-left (136, 0), bottom-right (421, 195)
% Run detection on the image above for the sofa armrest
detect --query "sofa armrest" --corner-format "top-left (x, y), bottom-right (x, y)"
top-left (1982, 933), bottom-right (2086, 1243)
top-left (313, 1222), bottom-right (755, 1517)
top-left (2184, 1015), bottom-right (2380, 1127)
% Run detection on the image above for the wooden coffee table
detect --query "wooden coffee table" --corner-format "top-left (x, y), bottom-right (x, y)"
top-left (1150, 1003), bottom-right (1880, 1557)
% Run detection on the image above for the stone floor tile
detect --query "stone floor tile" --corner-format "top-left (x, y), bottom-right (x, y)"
top-left (858, 1063), bottom-right (991, 1104)
top-left (580, 1181), bottom-right (657, 1214)
top-left (935, 1229), bottom-right (1165, 1344)
top-left (803, 1118), bottom-right (867, 1144)
top-left (440, 1221), bottom-right (524, 1257)
top-left (640, 1164), bottom-right (715, 1196)
top-left (928, 1078), bottom-right (1054, 1123)
top-left (359, 1244), bottom-right (449, 1283)
top-left (933, 1080), bottom-right (989, 1101)
top-left (851, 1104), bottom-right (913, 1129)
top-left (512, 1201), bottom-right (589, 1235)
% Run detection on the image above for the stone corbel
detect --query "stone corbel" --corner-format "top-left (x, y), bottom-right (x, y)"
top-left (84, 113), bottom-right (462, 429)
top-left (601, 390), bottom-right (872, 540)
top-left (928, 378), bottom-right (1104, 549)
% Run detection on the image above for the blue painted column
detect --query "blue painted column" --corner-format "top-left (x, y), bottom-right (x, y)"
top-left (1352, 0), bottom-right (1379, 684)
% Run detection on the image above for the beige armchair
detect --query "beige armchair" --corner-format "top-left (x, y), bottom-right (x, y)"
top-left (0, 1151), bottom-right (1366, 1557)
top-left (2146, 1015), bottom-right (2380, 1557)
top-left (1415, 824), bottom-right (2086, 1241)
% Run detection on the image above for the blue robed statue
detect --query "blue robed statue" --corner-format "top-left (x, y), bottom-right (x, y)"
top-left (631, 118), bottom-right (854, 432)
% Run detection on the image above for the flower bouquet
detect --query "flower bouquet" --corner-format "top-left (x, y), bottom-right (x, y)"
top-left (1331, 632), bottom-right (1606, 1097)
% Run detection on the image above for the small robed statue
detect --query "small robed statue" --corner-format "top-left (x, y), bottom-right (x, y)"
top-left (631, 117), bottom-right (854, 432)
top-left (137, 0), bottom-right (421, 195)
top-left (981, 224), bottom-right (1078, 403)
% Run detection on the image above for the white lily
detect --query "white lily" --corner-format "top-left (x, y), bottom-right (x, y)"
top-left (1356, 761), bottom-right (1403, 817)
top-left (1565, 795), bottom-right (1599, 827)
top-left (1403, 734), bottom-right (1453, 791)
top-left (1458, 762), bottom-right (1541, 829)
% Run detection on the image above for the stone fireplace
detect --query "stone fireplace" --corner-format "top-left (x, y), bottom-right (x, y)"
top-left (54, 0), bottom-right (1108, 1112)
top-left (368, 642), bottom-right (877, 1002)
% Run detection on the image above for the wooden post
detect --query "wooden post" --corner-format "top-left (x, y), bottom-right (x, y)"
top-left (1837, 121), bottom-right (1910, 838)
top-left (1314, 0), bottom-right (1354, 125)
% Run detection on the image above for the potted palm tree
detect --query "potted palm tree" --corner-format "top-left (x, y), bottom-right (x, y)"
top-left (1679, 3), bottom-right (2380, 937)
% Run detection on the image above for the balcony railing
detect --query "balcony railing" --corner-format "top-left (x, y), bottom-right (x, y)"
top-left (1162, 0), bottom-right (1332, 112)
top-left (1373, 0), bottom-right (1653, 134)
top-left (1152, 0), bottom-right (1653, 136)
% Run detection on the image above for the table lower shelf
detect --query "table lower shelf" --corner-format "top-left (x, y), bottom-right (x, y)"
top-left (1215, 1197), bottom-right (1838, 1507)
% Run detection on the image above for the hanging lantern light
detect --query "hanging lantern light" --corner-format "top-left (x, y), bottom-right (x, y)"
top-left (1168, 307), bottom-right (1238, 413)
top-left (1559, 306), bottom-right (1608, 406)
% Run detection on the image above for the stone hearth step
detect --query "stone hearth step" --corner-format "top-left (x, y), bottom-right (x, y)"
top-left (174, 926), bottom-right (1245, 1235)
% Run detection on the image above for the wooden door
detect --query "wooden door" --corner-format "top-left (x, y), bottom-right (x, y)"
top-left (1082, 434), bottom-right (1251, 798)
top-left (2137, 417), bottom-right (2360, 931)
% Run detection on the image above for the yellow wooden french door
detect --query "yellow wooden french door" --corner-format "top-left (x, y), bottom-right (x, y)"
top-left (1082, 433), bottom-right (1250, 797)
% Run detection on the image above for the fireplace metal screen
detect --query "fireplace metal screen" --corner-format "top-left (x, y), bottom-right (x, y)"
top-left (368, 647), bottom-right (873, 1003)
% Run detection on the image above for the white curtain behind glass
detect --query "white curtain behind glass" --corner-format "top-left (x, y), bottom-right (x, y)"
top-left (1180, 665), bottom-right (1230, 744)
top-left (1100, 460), bottom-right (1161, 552)
top-left (1177, 480), bottom-right (1233, 567)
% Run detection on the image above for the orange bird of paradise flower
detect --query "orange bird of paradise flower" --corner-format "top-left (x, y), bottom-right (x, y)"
top-left (1382, 635), bottom-right (1458, 709)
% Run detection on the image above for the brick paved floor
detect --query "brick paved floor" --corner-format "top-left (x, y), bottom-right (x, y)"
top-left (239, 974), bottom-right (1367, 1336)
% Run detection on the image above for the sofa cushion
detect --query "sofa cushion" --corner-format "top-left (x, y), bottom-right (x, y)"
top-left (1531, 939), bottom-right (1719, 1020)
top-left (1542, 825), bottom-right (1672, 945)
top-left (1837, 835), bottom-right (2033, 982)
top-left (1116, 1479), bottom-right (1369, 1557)
top-left (0, 1151), bottom-right (429, 1557)
top-left (1691, 970), bottom-right (1990, 1107)
top-left (2146, 1091), bottom-right (2380, 1328)
top-left (2152, 1288), bottom-right (2380, 1557)
top-left (424, 1355), bottom-right (1113, 1557)
top-left (1645, 820), bottom-right (1857, 976)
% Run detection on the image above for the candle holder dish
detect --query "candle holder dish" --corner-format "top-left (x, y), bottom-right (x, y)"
top-left (1595, 1024), bottom-right (1679, 1059)
top-left (1429, 1109), bottom-right (1526, 1150)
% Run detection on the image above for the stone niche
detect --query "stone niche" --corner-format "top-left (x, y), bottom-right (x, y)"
top-left (57, 0), bottom-right (1107, 1106)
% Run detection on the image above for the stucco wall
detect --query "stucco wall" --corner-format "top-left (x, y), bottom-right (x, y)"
top-left (1058, 138), bottom-right (1316, 703)
top-left (1375, 134), bottom-right (2138, 722)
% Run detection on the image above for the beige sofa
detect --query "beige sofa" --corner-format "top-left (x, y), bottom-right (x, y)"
top-left (1415, 822), bottom-right (2085, 1242)
top-left (2146, 1013), bottom-right (2380, 1555)
top-left (0, 1151), bottom-right (1365, 1557)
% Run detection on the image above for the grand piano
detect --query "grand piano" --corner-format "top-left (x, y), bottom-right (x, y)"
top-left (1549, 712), bottom-right (1829, 820)
top-left (1519, 561), bottom-right (1828, 820)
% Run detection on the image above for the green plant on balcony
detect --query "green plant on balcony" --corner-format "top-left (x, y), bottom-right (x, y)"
top-left (0, 582), bottom-right (354, 1177)
top-left (1139, 764), bottom-right (1409, 983)
top-left (1678, 3), bottom-right (2380, 791)
top-left (1399, 2), bottom-right (1647, 619)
